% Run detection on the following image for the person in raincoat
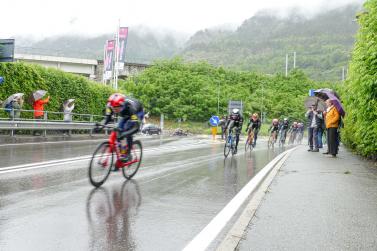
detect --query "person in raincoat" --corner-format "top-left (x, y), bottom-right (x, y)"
top-left (33, 96), bottom-right (50, 119)
top-left (63, 99), bottom-right (75, 122)
top-left (62, 99), bottom-right (75, 136)
top-left (324, 99), bottom-right (340, 157)
top-left (32, 95), bottom-right (50, 136)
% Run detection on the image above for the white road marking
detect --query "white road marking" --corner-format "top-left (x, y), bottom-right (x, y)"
top-left (182, 147), bottom-right (298, 251)
top-left (0, 140), bottom-right (222, 174)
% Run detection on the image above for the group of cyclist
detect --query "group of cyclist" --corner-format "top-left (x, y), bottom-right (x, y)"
top-left (99, 93), bottom-right (307, 163)
top-left (223, 108), bottom-right (305, 153)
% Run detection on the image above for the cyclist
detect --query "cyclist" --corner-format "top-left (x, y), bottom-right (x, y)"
top-left (297, 122), bottom-right (305, 144)
top-left (245, 113), bottom-right (261, 147)
top-left (101, 93), bottom-right (144, 165)
top-left (279, 118), bottom-right (290, 144)
top-left (268, 118), bottom-right (280, 142)
top-left (225, 108), bottom-right (244, 153)
top-left (288, 121), bottom-right (299, 144)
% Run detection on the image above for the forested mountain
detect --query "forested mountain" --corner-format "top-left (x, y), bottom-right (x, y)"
top-left (16, 28), bottom-right (185, 64)
top-left (182, 4), bottom-right (361, 81)
top-left (16, 3), bottom-right (361, 81)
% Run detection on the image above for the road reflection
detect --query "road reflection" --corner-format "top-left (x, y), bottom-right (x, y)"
top-left (86, 180), bottom-right (142, 251)
top-left (223, 157), bottom-right (239, 197)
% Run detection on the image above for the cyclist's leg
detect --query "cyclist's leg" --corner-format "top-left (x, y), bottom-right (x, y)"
top-left (235, 127), bottom-right (240, 150)
top-left (118, 118), bottom-right (127, 154)
top-left (253, 128), bottom-right (258, 146)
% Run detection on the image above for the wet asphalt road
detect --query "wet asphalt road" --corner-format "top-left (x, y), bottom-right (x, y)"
top-left (0, 136), bottom-right (289, 251)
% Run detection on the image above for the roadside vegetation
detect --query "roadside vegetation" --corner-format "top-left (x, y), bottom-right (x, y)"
top-left (342, 0), bottom-right (377, 159)
top-left (0, 62), bottom-right (114, 120)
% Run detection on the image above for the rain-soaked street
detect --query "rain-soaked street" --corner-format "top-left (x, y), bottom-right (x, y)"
top-left (0, 136), bottom-right (289, 251)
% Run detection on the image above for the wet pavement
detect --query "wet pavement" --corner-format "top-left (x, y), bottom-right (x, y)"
top-left (238, 145), bottom-right (377, 251)
top-left (0, 137), bottom-right (289, 251)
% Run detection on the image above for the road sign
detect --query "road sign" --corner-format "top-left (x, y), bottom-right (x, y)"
top-left (0, 76), bottom-right (3, 84)
top-left (0, 39), bottom-right (15, 62)
top-left (309, 89), bottom-right (315, 97)
top-left (209, 116), bottom-right (220, 126)
top-left (228, 100), bottom-right (243, 115)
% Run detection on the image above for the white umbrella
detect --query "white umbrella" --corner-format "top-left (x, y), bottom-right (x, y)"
top-left (2, 93), bottom-right (24, 107)
top-left (33, 90), bottom-right (47, 101)
top-left (63, 99), bottom-right (75, 109)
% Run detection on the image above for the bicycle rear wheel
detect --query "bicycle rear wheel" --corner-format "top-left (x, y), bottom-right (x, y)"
top-left (89, 142), bottom-right (114, 187)
top-left (122, 140), bottom-right (143, 180)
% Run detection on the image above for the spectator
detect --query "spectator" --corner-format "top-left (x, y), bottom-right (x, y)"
top-left (219, 115), bottom-right (228, 140)
top-left (33, 96), bottom-right (50, 136)
top-left (63, 99), bottom-right (74, 122)
top-left (324, 99), bottom-right (340, 157)
top-left (305, 104), bottom-right (321, 152)
top-left (63, 99), bottom-right (74, 136)
top-left (317, 110), bottom-right (326, 148)
top-left (9, 96), bottom-right (23, 120)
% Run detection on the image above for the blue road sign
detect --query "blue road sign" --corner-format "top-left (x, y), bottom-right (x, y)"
top-left (209, 116), bottom-right (220, 126)
top-left (0, 77), bottom-right (3, 84)
top-left (309, 89), bottom-right (315, 97)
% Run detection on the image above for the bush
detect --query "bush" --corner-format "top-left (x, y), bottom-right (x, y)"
top-left (0, 62), bottom-right (115, 120)
top-left (342, 0), bottom-right (377, 159)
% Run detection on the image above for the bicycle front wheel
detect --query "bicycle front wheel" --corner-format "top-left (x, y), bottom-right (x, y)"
top-left (224, 137), bottom-right (231, 158)
top-left (122, 140), bottom-right (143, 180)
top-left (89, 142), bottom-right (114, 187)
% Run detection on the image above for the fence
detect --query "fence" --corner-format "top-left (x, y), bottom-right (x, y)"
top-left (0, 108), bottom-right (107, 137)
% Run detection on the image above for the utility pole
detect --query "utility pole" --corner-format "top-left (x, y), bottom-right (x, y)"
top-left (217, 81), bottom-right (220, 115)
top-left (285, 54), bottom-right (289, 77)
top-left (293, 51), bottom-right (296, 69)
top-left (342, 66), bottom-right (345, 82)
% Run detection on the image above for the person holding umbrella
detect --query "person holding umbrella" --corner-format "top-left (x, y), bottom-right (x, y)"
top-left (62, 99), bottom-right (75, 136)
top-left (324, 99), bottom-right (341, 157)
top-left (31, 90), bottom-right (50, 136)
top-left (2, 93), bottom-right (24, 120)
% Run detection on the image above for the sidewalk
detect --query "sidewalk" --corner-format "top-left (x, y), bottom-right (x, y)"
top-left (238, 145), bottom-right (377, 250)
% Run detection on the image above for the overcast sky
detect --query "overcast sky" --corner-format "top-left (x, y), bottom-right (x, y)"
top-left (1, 0), bottom-right (364, 39)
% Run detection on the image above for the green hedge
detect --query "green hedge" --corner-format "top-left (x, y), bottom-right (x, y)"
top-left (342, 0), bottom-right (377, 159)
top-left (0, 62), bottom-right (115, 120)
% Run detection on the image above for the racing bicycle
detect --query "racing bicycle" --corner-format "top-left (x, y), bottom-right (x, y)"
top-left (88, 125), bottom-right (143, 187)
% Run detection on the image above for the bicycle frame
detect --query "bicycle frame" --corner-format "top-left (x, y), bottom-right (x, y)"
top-left (107, 129), bottom-right (138, 168)
top-left (246, 128), bottom-right (254, 145)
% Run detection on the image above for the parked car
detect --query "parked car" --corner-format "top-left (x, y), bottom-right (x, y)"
top-left (141, 124), bottom-right (162, 135)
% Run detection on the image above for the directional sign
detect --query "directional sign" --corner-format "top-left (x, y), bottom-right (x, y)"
top-left (209, 116), bottom-right (220, 126)
top-left (309, 89), bottom-right (315, 97)
top-left (0, 76), bottom-right (3, 84)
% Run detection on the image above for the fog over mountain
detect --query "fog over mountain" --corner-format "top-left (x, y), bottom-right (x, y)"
top-left (15, 2), bottom-right (363, 80)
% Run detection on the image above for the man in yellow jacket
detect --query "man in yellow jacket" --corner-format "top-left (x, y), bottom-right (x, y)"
top-left (324, 99), bottom-right (340, 157)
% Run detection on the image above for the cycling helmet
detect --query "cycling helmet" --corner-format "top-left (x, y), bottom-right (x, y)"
top-left (252, 113), bottom-right (259, 119)
top-left (284, 118), bottom-right (288, 121)
top-left (293, 121), bottom-right (298, 126)
top-left (108, 93), bottom-right (125, 108)
top-left (272, 118), bottom-right (279, 123)
top-left (232, 108), bottom-right (240, 114)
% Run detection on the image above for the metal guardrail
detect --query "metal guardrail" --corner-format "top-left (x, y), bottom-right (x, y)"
top-left (0, 120), bottom-right (95, 130)
top-left (0, 108), bottom-right (109, 137)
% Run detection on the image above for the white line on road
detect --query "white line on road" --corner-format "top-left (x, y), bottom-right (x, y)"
top-left (182, 147), bottom-right (298, 251)
top-left (0, 140), bottom-right (222, 174)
